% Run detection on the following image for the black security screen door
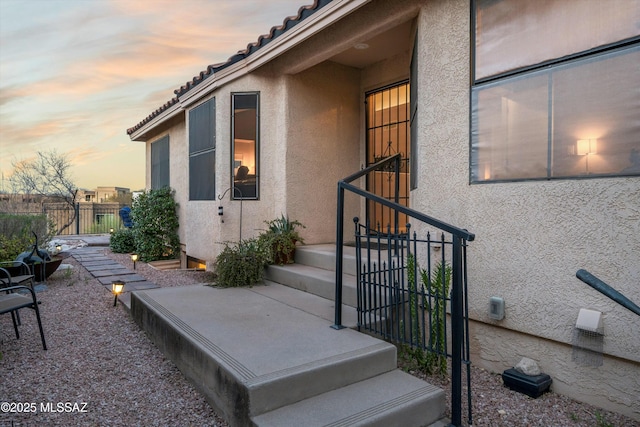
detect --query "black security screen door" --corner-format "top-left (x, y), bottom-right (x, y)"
top-left (365, 82), bottom-right (410, 233)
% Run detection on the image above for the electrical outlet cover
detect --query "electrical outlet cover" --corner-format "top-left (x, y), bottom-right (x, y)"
top-left (489, 296), bottom-right (505, 320)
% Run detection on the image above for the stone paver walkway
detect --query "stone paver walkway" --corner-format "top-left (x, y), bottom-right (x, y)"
top-left (71, 246), bottom-right (159, 308)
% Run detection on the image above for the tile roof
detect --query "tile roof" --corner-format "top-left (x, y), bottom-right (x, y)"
top-left (127, 0), bottom-right (331, 137)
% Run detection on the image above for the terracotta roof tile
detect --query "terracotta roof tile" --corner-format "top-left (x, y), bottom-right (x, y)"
top-left (126, 97), bottom-right (180, 136)
top-left (128, 0), bottom-right (330, 137)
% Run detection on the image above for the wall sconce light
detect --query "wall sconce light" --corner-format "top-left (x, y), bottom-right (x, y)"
top-left (577, 139), bottom-right (597, 155)
top-left (218, 206), bottom-right (223, 216)
top-left (112, 280), bottom-right (125, 307)
top-left (109, 227), bottom-right (114, 234)
top-left (131, 253), bottom-right (138, 270)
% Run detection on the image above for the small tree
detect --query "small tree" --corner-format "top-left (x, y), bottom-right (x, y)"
top-left (10, 150), bottom-right (78, 234)
top-left (131, 187), bottom-right (180, 262)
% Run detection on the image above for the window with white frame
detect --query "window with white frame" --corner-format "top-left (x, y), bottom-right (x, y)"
top-left (189, 98), bottom-right (216, 200)
top-left (471, 0), bottom-right (640, 182)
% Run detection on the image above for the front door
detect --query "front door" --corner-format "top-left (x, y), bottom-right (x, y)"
top-left (365, 82), bottom-right (410, 233)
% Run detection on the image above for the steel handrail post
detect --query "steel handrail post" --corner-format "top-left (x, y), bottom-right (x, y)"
top-left (449, 235), bottom-right (463, 427)
top-left (332, 182), bottom-right (345, 329)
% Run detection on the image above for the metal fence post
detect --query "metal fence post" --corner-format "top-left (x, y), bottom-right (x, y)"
top-left (75, 203), bottom-right (80, 235)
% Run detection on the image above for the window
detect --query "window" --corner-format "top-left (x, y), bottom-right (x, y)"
top-left (189, 98), bottom-right (216, 200)
top-left (151, 135), bottom-right (170, 189)
top-left (231, 93), bottom-right (259, 199)
top-left (471, 0), bottom-right (640, 183)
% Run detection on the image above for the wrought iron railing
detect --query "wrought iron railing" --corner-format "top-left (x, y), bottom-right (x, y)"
top-left (576, 269), bottom-right (640, 317)
top-left (335, 154), bottom-right (475, 427)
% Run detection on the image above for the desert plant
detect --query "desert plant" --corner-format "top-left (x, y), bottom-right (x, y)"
top-left (258, 215), bottom-right (305, 265)
top-left (214, 238), bottom-right (269, 287)
top-left (0, 214), bottom-right (55, 261)
top-left (404, 254), bottom-right (452, 376)
top-left (110, 228), bottom-right (136, 253)
top-left (422, 261), bottom-right (452, 376)
top-left (131, 187), bottom-right (180, 262)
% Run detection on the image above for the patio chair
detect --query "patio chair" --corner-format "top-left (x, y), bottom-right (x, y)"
top-left (0, 261), bottom-right (35, 290)
top-left (0, 260), bottom-right (36, 325)
top-left (0, 266), bottom-right (47, 350)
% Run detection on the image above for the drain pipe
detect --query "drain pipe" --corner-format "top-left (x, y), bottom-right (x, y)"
top-left (217, 187), bottom-right (243, 241)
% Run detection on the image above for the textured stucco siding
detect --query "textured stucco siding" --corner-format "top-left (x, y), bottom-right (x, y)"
top-left (415, 0), bottom-right (640, 419)
top-left (286, 61), bottom-right (362, 244)
top-left (183, 73), bottom-right (290, 263)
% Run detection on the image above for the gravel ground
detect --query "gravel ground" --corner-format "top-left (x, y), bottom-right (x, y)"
top-left (1, 247), bottom-right (637, 427)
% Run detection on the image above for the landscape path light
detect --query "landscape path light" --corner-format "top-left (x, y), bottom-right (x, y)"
top-left (131, 253), bottom-right (138, 270)
top-left (112, 280), bottom-right (125, 307)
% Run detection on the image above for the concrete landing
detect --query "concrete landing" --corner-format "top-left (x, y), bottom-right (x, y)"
top-left (131, 283), bottom-right (445, 427)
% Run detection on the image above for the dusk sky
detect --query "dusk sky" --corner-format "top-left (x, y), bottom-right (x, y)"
top-left (0, 0), bottom-right (304, 192)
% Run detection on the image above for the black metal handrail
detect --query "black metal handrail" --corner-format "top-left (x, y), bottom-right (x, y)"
top-left (334, 154), bottom-right (475, 427)
top-left (576, 269), bottom-right (640, 317)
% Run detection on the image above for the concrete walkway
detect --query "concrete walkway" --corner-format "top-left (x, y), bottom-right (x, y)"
top-left (63, 236), bottom-right (446, 426)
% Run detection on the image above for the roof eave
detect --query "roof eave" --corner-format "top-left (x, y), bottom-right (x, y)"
top-left (128, 101), bottom-right (183, 142)
top-left (178, 0), bottom-right (371, 108)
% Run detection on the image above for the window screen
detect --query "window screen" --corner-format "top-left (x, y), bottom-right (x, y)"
top-left (189, 98), bottom-right (216, 200)
top-left (151, 135), bottom-right (169, 189)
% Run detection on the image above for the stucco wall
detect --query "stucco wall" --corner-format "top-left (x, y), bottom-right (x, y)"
top-left (182, 73), bottom-right (294, 264)
top-left (414, 0), bottom-right (640, 419)
top-left (286, 61), bottom-right (362, 244)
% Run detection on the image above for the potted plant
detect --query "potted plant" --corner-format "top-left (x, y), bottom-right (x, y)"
top-left (259, 215), bottom-right (305, 265)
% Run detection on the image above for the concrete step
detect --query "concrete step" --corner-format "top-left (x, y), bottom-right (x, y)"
top-left (252, 369), bottom-right (445, 427)
top-left (256, 280), bottom-right (358, 329)
top-left (294, 244), bottom-right (398, 276)
top-left (294, 244), bottom-right (359, 275)
top-left (130, 284), bottom-right (406, 426)
top-left (265, 263), bottom-right (359, 307)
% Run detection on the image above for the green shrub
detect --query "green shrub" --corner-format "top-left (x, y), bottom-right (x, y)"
top-left (0, 235), bottom-right (27, 261)
top-left (131, 187), bottom-right (180, 262)
top-left (0, 214), bottom-right (55, 261)
top-left (214, 239), bottom-right (269, 287)
top-left (110, 228), bottom-right (136, 253)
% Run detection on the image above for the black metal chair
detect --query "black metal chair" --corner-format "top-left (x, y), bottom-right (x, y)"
top-left (0, 261), bottom-right (35, 289)
top-left (0, 267), bottom-right (47, 350)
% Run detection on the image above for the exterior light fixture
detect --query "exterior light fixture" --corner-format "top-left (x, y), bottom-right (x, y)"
top-left (55, 244), bottom-right (62, 252)
top-left (109, 227), bottom-right (114, 234)
top-left (112, 280), bottom-right (125, 307)
top-left (131, 253), bottom-right (138, 270)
